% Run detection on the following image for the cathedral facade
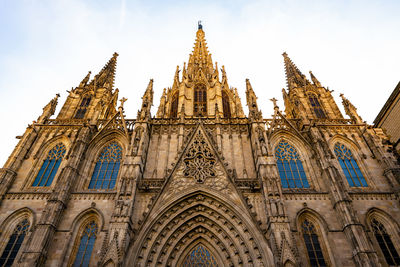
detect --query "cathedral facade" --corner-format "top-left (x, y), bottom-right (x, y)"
top-left (0, 25), bottom-right (400, 267)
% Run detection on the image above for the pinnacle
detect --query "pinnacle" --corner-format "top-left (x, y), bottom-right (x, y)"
top-left (282, 52), bottom-right (308, 89)
top-left (90, 52), bottom-right (119, 90)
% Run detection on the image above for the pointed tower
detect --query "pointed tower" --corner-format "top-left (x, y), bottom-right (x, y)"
top-left (281, 52), bottom-right (343, 120)
top-left (156, 22), bottom-right (244, 119)
top-left (246, 78), bottom-right (262, 120)
top-left (340, 93), bottom-right (364, 124)
top-left (137, 79), bottom-right (154, 121)
top-left (57, 53), bottom-right (120, 122)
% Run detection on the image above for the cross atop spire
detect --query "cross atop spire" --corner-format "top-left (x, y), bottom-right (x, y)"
top-left (282, 52), bottom-right (309, 90)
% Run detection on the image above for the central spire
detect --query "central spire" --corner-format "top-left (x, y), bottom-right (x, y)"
top-left (187, 22), bottom-right (214, 76)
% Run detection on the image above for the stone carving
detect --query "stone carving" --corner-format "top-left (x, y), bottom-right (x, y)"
top-left (183, 130), bottom-right (216, 183)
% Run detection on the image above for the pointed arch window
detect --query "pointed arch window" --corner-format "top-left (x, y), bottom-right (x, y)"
top-left (0, 219), bottom-right (30, 266)
top-left (88, 142), bottom-right (122, 189)
top-left (308, 93), bottom-right (326, 119)
top-left (334, 143), bottom-right (367, 187)
top-left (222, 91), bottom-right (231, 118)
top-left (194, 84), bottom-right (207, 116)
top-left (170, 92), bottom-right (178, 118)
top-left (183, 244), bottom-right (218, 267)
top-left (301, 219), bottom-right (327, 267)
top-left (371, 218), bottom-right (400, 265)
top-left (72, 221), bottom-right (98, 267)
top-left (75, 96), bottom-right (92, 119)
top-left (275, 140), bottom-right (309, 188)
top-left (32, 143), bottom-right (66, 187)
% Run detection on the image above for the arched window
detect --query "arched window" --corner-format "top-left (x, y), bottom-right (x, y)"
top-left (275, 140), bottom-right (309, 188)
top-left (194, 84), bottom-right (207, 116)
top-left (183, 244), bottom-right (218, 267)
top-left (72, 221), bottom-right (98, 267)
top-left (334, 143), bottom-right (367, 187)
top-left (371, 218), bottom-right (400, 265)
top-left (75, 96), bottom-right (92, 119)
top-left (170, 92), bottom-right (178, 118)
top-left (308, 93), bottom-right (326, 119)
top-left (222, 91), bottom-right (231, 118)
top-left (301, 219), bottom-right (327, 267)
top-left (0, 219), bottom-right (30, 266)
top-left (32, 143), bottom-right (66, 187)
top-left (88, 142), bottom-right (122, 189)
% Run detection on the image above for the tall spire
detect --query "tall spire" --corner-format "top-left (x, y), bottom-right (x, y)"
top-left (90, 52), bottom-right (119, 90)
top-left (246, 79), bottom-right (262, 120)
top-left (187, 22), bottom-right (214, 76)
top-left (282, 52), bottom-right (309, 89)
top-left (340, 93), bottom-right (363, 124)
top-left (309, 71), bottom-right (322, 87)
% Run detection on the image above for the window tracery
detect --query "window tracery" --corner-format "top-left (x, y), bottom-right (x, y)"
top-left (184, 131), bottom-right (216, 183)
top-left (88, 142), bottom-right (122, 189)
top-left (182, 244), bottom-right (218, 267)
top-left (308, 93), bottom-right (326, 119)
top-left (0, 219), bottom-right (30, 266)
top-left (334, 143), bottom-right (367, 187)
top-left (75, 96), bottom-right (91, 119)
top-left (275, 140), bottom-right (309, 188)
top-left (32, 143), bottom-right (66, 187)
top-left (301, 219), bottom-right (327, 267)
top-left (194, 84), bottom-right (207, 116)
top-left (370, 218), bottom-right (400, 265)
top-left (222, 90), bottom-right (231, 118)
top-left (72, 221), bottom-right (98, 267)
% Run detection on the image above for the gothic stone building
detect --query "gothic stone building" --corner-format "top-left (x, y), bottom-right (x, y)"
top-left (1, 25), bottom-right (400, 267)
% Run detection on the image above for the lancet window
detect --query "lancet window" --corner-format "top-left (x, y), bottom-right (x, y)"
top-left (0, 219), bottom-right (30, 266)
top-left (275, 140), bottom-right (309, 188)
top-left (301, 219), bottom-right (327, 267)
top-left (170, 92), bottom-right (178, 118)
top-left (32, 143), bottom-right (66, 187)
top-left (371, 218), bottom-right (400, 265)
top-left (75, 95), bottom-right (91, 119)
top-left (334, 143), bottom-right (367, 187)
top-left (222, 90), bottom-right (231, 118)
top-left (308, 93), bottom-right (326, 119)
top-left (194, 84), bottom-right (207, 116)
top-left (183, 244), bottom-right (218, 267)
top-left (72, 221), bottom-right (98, 267)
top-left (88, 142), bottom-right (122, 189)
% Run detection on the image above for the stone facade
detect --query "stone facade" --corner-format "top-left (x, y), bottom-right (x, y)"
top-left (374, 81), bottom-right (400, 154)
top-left (1, 24), bottom-right (400, 267)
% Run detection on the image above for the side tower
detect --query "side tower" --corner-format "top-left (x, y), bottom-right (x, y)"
top-left (262, 53), bottom-right (400, 267)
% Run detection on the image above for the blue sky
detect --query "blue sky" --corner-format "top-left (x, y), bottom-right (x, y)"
top-left (1, 0), bottom-right (400, 165)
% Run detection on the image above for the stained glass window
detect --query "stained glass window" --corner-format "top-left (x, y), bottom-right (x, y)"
top-left (302, 219), bottom-right (327, 267)
top-left (88, 142), bottom-right (122, 189)
top-left (171, 92), bottom-right (179, 118)
top-left (194, 84), bottom-right (207, 116)
top-left (334, 143), bottom-right (367, 187)
top-left (32, 143), bottom-right (66, 187)
top-left (308, 94), bottom-right (326, 119)
top-left (275, 140), bottom-right (309, 189)
top-left (371, 218), bottom-right (400, 265)
top-left (72, 221), bottom-right (98, 267)
top-left (222, 91), bottom-right (231, 118)
top-left (183, 244), bottom-right (218, 267)
top-left (75, 96), bottom-right (91, 119)
top-left (0, 219), bottom-right (30, 267)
